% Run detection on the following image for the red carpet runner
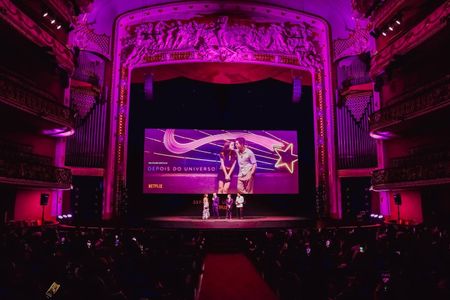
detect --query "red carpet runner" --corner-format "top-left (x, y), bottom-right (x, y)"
top-left (198, 253), bottom-right (278, 300)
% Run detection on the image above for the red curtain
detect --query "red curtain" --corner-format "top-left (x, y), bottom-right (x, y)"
top-left (132, 63), bottom-right (312, 85)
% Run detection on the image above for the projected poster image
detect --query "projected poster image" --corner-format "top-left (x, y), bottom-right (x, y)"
top-left (143, 129), bottom-right (299, 194)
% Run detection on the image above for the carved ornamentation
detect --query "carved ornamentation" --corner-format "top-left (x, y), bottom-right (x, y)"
top-left (372, 161), bottom-right (450, 189)
top-left (0, 141), bottom-right (72, 189)
top-left (0, 68), bottom-right (75, 129)
top-left (121, 17), bottom-right (323, 71)
top-left (70, 15), bottom-right (111, 59)
top-left (369, 75), bottom-right (450, 133)
top-left (105, 2), bottom-right (336, 218)
top-left (333, 21), bottom-right (371, 61)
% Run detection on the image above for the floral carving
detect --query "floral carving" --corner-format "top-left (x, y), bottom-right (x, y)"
top-left (121, 17), bottom-right (323, 70)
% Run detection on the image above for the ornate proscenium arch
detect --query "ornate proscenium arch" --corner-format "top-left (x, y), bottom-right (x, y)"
top-left (105, 1), bottom-right (337, 219)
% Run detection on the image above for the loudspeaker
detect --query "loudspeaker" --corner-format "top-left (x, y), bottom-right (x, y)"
top-left (292, 77), bottom-right (302, 103)
top-left (394, 193), bottom-right (402, 205)
top-left (144, 73), bottom-right (154, 102)
top-left (40, 193), bottom-right (49, 206)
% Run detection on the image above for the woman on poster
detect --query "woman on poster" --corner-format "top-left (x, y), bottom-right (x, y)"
top-left (218, 141), bottom-right (237, 194)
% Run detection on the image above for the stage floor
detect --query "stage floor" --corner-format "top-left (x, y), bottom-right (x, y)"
top-left (145, 216), bottom-right (311, 229)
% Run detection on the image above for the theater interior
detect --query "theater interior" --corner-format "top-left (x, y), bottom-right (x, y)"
top-left (0, 0), bottom-right (449, 299)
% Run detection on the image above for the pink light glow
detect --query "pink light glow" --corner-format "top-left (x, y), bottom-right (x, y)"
top-left (41, 128), bottom-right (75, 137)
top-left (370, 131), bottom-right (397, 140)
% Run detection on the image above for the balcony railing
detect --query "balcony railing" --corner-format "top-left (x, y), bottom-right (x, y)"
top-left (391, 148), bottom-right (450, 168)
top-left (0, 68), bottom-right (75, 130)
top-left (369, 75), bottom-right (450, 134)
top-left (0, 140), bottom-right (72, 189)
top-left (372, 161), bottom-right (450, 190)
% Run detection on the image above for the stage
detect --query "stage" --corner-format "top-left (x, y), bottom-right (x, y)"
top-left (144, 216), bottom-right (312, 229)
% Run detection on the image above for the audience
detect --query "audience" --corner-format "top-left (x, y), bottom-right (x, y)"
top-left (244, 224), bottom-right (450, 300)
top-left (1, 223), bottom-right (449, 300)
top-left (0, 226), bottom-right (205, 299)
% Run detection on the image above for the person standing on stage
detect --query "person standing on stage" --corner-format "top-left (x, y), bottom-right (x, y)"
top-left (235, 137), bottom-right (257, 194)
top-left (212, 192), bottom-right (220, 218)
top-left (236, 193), bottom-right (245, 219)
top-left (202, 194), bottom-right (210, 220)
top-left (218, 141), bottom-right (237, 194)
top-left (225, 194), bottom-right (234, 219)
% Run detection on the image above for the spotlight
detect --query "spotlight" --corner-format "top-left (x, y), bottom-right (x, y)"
top-left (395, 20), bottom-right (401, 25)
top-left (43, 12), bottom-right (48, 17)
top-left (51, 19), bottom-right (56, 24)
top-left (62, 214), bottom-right (67, 218)
top-left (388, 26), bottom-right (393, 31)
top-left (378, 215), bottom-right (384, 219)
top-left (67, 214), bottom-right (72, 218)
top-left (57, 215), bottom-right (63, 219)
top-left (382, 32), bottom-right (387, 36)
top-left (57, 25), bottom-right (62, 30)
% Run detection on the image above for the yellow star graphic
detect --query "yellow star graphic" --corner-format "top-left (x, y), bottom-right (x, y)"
top-left (274, 143), bottom-right (298, 174)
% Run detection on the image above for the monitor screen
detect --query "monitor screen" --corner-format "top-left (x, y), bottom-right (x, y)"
top-left (143, 129), bottom-right (299, 194)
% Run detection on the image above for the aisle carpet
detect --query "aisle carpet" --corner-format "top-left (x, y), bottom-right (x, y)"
top-left (198, 253), bottom-right (278, 300)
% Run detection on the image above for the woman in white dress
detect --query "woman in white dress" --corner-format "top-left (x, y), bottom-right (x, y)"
top-left (202, 194), bottom-right (210, 220)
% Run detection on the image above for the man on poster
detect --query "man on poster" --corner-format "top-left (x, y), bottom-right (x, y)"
top-left (234, 137), bottom-right (257, 194)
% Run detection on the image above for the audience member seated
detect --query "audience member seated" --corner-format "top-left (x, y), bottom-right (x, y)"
top-left (0, 226), bottom-right (205, 299)
top-left (244, 224), bottom-right (450, 300)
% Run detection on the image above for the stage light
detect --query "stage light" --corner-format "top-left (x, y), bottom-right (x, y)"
top-left (395, 20), bottom-right (401, 25)
top-left (57, 25), bottom-right (62, 30)
top-left (382, 31), bottom-right (387, 36)
top-left (57, 215), bottom-right (63, 219)
top-left (51, 19), bottom-right (56, 24)
top-left (62, 214), bottom-right (67, 218)
top-left (43, 12), bottom-right (48, 17)
top-left (67, 214), bottom-right (72, 218)
top-left (388, 26), bottom-right (393, 31)
top-left (378, 215), bottom-right (384, 219)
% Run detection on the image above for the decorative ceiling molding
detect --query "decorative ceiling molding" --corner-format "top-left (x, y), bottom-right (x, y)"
top-left (371, 0), bottom-right (407, 29)
top-left (69, 15), bottom-right (111, 59)
top-left (370, 1), bottom-right (450, 77)
top-left (333, 21), bottom-right (371, 61)
top-left (46, 0), bottom-right (74, 23)
top-left (0, 0), bottom-right (74, 73)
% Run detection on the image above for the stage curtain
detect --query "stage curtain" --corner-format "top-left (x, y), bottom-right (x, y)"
top-left (132, 63), bottom-right (312, 85)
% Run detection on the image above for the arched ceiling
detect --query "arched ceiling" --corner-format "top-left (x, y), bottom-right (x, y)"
top-left (83, 0), bottom-right (358, 40)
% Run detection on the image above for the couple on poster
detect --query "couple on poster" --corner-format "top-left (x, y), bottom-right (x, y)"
top-left (217, 137), bottom-right (257, 194)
